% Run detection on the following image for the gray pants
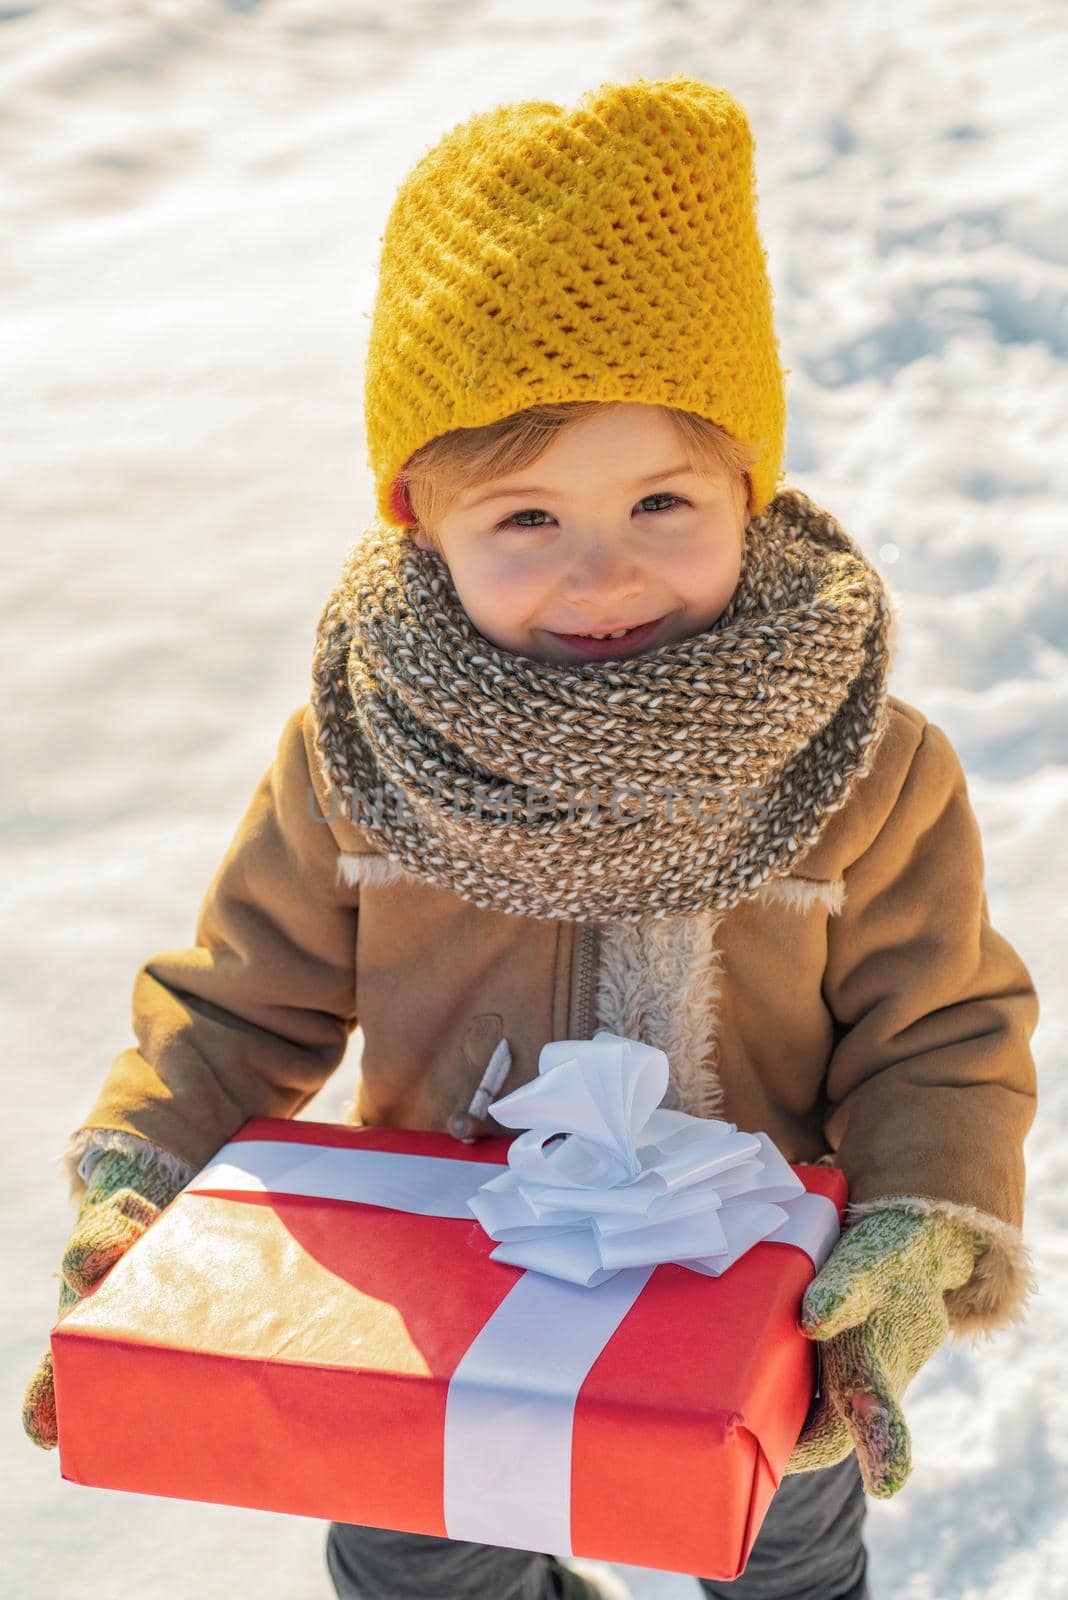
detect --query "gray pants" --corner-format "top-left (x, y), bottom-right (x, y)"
top-left (324, 1453), bottom-right (870, 1600)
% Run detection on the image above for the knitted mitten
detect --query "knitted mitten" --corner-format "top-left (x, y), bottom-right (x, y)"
top-left (783, 1206), bottom-right (981, 1497)
top-left (22, 1143), bottom-right (187, 1451)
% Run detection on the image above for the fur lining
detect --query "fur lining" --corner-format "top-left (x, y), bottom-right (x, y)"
top-left (338, 1092), bottom-right (363, 1127)
top-left (754, 876), bottom-right (846, 915)
top-left (56, 1127), bottom-right (198, 1209)
top-left (595, 909), bottom-right (728, 1120)
top-left (337, 851), bottom-right (420, 891)
top-left (844, 1193), bottom-right (1037, 1344)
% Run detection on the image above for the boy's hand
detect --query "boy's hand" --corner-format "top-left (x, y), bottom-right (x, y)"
top-left (782, 1207), bottom-right (981, 1496)
top-left (22, 1145), bottom-right (184, 1451)
top-left (23, 1276), bottom-right (86, 1451)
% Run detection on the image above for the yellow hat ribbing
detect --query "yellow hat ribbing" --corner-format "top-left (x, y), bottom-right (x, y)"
top-left (364, 75), bottom-right (787, 527)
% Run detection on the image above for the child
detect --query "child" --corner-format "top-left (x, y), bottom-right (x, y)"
top-left (24, 76), bottom-right (1039, 1600)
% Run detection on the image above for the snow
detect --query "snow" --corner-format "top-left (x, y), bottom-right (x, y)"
top-left (3, 1), bottom-right (1065, 1595)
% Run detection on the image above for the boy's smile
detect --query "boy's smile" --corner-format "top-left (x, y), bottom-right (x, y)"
top-left (542, 613), bottom-right (673, 660)
top-left (409, 404), bottom-right (749, 665)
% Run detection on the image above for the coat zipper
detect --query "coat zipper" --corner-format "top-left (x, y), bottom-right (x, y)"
top-left (574, 922), bottom-right (600, 1038)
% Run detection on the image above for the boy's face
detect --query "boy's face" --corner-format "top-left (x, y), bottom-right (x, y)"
top-left (409, 404), bottom-right (748, 665)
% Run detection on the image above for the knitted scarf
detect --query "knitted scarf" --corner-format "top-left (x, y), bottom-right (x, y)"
top-left (309, 486), bottom-right (895, 923)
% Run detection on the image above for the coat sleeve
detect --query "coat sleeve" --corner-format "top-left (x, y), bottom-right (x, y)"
top-left (57, 705), bottom-right (361, 1205)
top-left (820, 716), bottom-right (1040, 1339)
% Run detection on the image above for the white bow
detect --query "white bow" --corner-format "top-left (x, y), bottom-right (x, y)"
top-left (466, 1030), bottom-right (810, 1287)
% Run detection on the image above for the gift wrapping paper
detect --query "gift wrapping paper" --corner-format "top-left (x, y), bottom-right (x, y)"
top-left (52, 1116), bottom-right (847, 1579)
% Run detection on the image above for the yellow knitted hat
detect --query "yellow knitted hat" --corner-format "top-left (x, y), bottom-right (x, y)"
top-left (364, 75), bottom-right (787, 527)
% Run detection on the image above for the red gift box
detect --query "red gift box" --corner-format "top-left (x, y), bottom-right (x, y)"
top-left (52, 1116), bottom-right (847, 1580)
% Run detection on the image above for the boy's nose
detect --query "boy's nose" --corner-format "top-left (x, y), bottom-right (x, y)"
top-left (562, 539), bottom-right (644, 608)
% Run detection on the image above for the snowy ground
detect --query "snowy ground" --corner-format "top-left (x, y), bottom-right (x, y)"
top-left (4, 2), bottom-right (1066, 1596)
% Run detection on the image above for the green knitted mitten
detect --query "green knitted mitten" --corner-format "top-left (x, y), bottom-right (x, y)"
top-left (22, 1143), bottom-right (187, 1451)
top-left (783, 1206), bottom-right (981, 1497)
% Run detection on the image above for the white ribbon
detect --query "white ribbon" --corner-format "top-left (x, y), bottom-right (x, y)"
top-left (185, 1030), bottom-right (840, 1557)
top-left (467, 1031), bottom-right (822, 1288)
top-left (443, 1262), bottom-right (657, 1553)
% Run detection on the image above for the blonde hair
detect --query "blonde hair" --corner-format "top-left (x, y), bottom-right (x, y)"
top-left (399, 402), bottom-right (761, 549)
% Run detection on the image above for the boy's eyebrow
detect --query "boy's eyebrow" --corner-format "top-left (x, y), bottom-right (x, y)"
top-left (460, 463), bottom-right (700, 511)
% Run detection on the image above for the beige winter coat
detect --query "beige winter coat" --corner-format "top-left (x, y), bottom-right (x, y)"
top-left (63, 693), bottom-right (1039, 1337)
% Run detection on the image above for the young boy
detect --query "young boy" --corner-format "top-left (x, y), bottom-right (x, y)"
top-left (25, 76), bottom-right (1038, 1600)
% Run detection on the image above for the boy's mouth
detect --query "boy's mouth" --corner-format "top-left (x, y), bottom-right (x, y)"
top-left (545, 616), bottom-right (667, 658)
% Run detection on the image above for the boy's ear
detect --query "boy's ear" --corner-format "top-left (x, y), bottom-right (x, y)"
top-left (408, 525), bottom-right (439, 553)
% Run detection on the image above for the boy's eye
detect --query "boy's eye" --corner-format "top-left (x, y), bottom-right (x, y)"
top-left (640, 492), bottom-right (686, 515)
top-left (495, 508), bottom-right (552, 531)
top-left (494, 493), bottom-right (687, 531)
